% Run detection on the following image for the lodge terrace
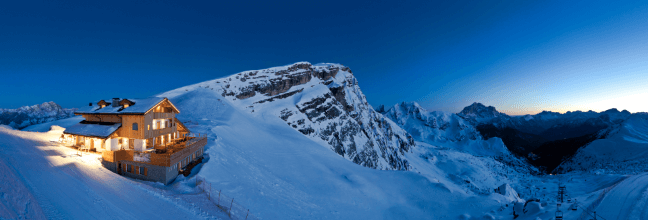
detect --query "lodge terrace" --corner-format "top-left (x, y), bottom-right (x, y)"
top-left (61, 97), bottom-right (207, 184)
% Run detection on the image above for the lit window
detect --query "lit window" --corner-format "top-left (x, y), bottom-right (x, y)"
top-left (148, 125), bottom-right (150, 130)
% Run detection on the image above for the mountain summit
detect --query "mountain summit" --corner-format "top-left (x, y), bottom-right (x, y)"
top-left (383, 102), bottom-right (480, 143)
top-left (458, 102), bottom-right (509, 124)
top-left (160, 62), bottom-right (415, 170)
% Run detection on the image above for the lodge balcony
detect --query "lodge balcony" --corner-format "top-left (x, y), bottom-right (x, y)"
top-left (102, 135), bottom-right (208, 167)
top-left (148, 126), bottom-right (174, 138)
top-left (152, 112), bottom-right (175, 119)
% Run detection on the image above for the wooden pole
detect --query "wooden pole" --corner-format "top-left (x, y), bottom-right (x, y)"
top-left (218, 190), bottom-right (221, 206)
top-left (246, 209), bottom-right (249, 220)
top-left (229, 198), bottom-right (234, 215)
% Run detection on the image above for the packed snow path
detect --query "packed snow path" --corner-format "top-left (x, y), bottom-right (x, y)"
top-left (0, 127), bottom-right (216, 219)
top-left (596, 173), bottom-right (648, 220)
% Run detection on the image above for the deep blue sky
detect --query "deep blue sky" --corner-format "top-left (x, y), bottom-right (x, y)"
top-left (2, 1), bottom-right (647, 114)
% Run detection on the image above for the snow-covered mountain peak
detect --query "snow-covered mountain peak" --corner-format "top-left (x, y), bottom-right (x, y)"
top-left (160, 62), bottom-right (415, 171)
top-left (382, 101), bottom-right (481, 144)
top-left (457, 102), bottom-right (509, 124)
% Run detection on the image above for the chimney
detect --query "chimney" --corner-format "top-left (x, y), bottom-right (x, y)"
top-left (112, 98), bottom-right (120, 107)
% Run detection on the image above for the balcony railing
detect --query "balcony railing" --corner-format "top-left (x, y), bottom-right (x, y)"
top-left (149, 126), bottom-right (173, 138)
top-left (103, 136), bottom-right (208, 167)
top-left (152, 112), bottom-right (175, 119)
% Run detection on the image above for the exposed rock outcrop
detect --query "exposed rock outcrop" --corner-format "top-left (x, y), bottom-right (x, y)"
top-left (161, 62), bottom-right (415, 170)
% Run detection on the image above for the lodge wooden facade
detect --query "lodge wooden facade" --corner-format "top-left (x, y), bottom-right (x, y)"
top-left (62, 97), bottom-right (207, 184)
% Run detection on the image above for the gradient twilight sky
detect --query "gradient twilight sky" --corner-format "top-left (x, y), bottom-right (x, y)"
top-left (1, 1), bottom-right (647, 115)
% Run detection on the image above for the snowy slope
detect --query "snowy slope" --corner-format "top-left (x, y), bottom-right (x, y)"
top-left (0, 101), bottom-right (77, 129)
top-left (556, 114), bottom-right (648, 174)
top-left (160, 62), bottom-right (414, 171)
top-left (595, 172), bottom-right (648, 220)
top-left (0, 126), bottom-right (228, 219)
top-left (22, 116), bottom-right (84, 132)
top-left (156, 87), bottom-right (516, 219)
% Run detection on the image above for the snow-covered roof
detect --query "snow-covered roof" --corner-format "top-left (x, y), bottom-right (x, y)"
top-left (63, 121), bottom-right (122, 138)
top-left (75, 97), bottom-right (167, 115)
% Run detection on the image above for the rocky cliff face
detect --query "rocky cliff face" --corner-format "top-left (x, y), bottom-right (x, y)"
top-left (160, 62), bottom-right (415, 170)
top-left (0, 102), bottom-right (77, 129)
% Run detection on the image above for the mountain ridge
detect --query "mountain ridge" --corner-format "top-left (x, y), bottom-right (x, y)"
top-left (159, 62), bottom-right (415, 171)
top-left (0, 101), bottom-right (77, 129)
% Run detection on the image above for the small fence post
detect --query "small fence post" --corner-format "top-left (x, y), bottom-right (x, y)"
top-left (246, 209), bottom-right (249, 220)
top-left (218, 190), bottom-right (221, 206)
top-left (229, 198), bottom-right (234, 216)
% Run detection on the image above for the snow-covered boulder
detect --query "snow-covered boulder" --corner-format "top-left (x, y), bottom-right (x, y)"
top-left (494, 183), bottom-right (521, 202)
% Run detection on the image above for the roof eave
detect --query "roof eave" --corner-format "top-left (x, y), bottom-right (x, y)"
top-left (143, 97), bottom-right (180, 114)
top-left (75, 112), bottom-right (146, 115)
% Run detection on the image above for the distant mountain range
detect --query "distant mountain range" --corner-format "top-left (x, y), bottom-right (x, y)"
top-left (0, 102), bottom-right (77, 129)
top-left (379, 101), bottom-right (640, 173)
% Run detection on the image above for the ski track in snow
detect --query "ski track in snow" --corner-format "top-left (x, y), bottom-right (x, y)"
top-left (598, 173), bottom-right (648, 220)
